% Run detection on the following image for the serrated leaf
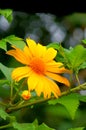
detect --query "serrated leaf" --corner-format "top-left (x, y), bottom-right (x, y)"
top-left (0, 9), bottom-right (13, 22)
top-left (0, 63), bottom-right (13, 81)
top-left (0, 107), bottom-right (9, 120)
top-left (12, 122), bottom-right (35, 130)
top-left (36, 123), bottom-right (54, 130)
top-left (32, 119), bottom-right (38, 126)
top-left (55, 47), bottom-right (70, 67)
top-left (49, 93), bottom-right (79, 119)
top-left (68, 127), bottom-right (85, 130)
top-left (65, 45), bottom-right (86, 71)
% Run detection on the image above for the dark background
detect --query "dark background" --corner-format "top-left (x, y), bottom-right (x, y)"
top-left (0, 0), bottom-right (86, 17)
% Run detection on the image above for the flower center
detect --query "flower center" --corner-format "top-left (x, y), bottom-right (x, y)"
top-left (30, 58), bottom-right (45, 74)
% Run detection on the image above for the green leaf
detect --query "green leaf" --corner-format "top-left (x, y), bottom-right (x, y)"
top-left (47, 43), bottom-right (60, 50)
top-left (49, 93), bottom-right (79, 119)
top-left (64, 13), bottom-right (86, 26)
top-left (0, 40), bottom-right (7, 50)
top-left (55, 46), bottom-right (71, 66)
top-left (0, 9), bottom-right (13, 22)
top-left (36, 123), bottom-right (54, 130)
top-left (32, 119), bottom-right (38, 126)
top-left (76, 62), bottom-right (86, 74)
top-left (0, 107), bottom-right (9, 120)
top-left (12, 122), bottom-right (35, 130)
top-left (68, 127), bottom-right (85, 130)
top-left (46, 40), bottom-right (86, 73)
top-left (82, 39), bottom-right (86, 44)
top-left (0, 35), bottom-right (26, 51)
top-left (78, 94), bottom-right (86, 102)
top-left (5, 35), bottom-right (26, 50)
top-left (0, 79), bottom-right (10, 98)
top-left (64, 45), bottom-right (86, 71)
top-left (12, 120), bottom-right (54, 130)
top-left (0, 63), bottom-right (13, 81)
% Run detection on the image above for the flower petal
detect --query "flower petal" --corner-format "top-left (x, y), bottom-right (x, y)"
top-left (46, 72), bottom-right (70, 87)
top-left (6, 46), bottom-right (30, 65)
top-left (43, 48), bottom-right (57, 62)
top-left (46, 61), bottom-right (71, 73)
top-left (35, 75), bottom-right (61, 98)
top-left (46, 61), bottom-right (63, 67)
top-left (47, 66), bottom-right (70, 73)
top-left (35, 76), bottom-right (44, 97)
top-left (43, 76), bottom-right (61, 98)
top-left (27, 72), bottom-right (61, 98)
top-left (47, 78), bottom-right (61, 97)
top-left (24, 45), bottom-right (32, 59)
top-left (12, 66), bottom-right (32, 81)
top-left (35, 43), bottom-right (46, 57)
top-left (27, 72), bottom-right (39, 91)
top-left (26, 38), bottom-right (37, 56)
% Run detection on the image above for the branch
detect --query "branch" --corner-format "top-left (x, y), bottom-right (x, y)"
top-left (0, 123), bottom-right (12, 129)
top-left (6, 82), bottom-right (86, 113)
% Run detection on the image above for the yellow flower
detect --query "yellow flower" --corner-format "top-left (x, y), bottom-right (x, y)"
top-left (6, 38), bottom-right (70, 98)
top-left (21, 90), bottom-right (31, 100)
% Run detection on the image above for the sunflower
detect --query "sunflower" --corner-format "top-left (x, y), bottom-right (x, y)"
top-left (6, 38), bottom-right (70, 98)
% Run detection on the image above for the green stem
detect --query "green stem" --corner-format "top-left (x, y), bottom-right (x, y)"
top-left (6, 82), bottom-right (86, 113)
top-left (6, 98), bottom-right (49, 113)
top-left (10, 81), bottom-right (14, 104)
top-left (0, 101), bottom-right (7, 106)
top-left (11, 80), bottom-right (26, 103)
top-left (75, 74), bottom-right (80, 85)
top-left (69, 73), bottom-right (73, 85)
top-left (0, 123), bottom-right (12, 129)
top-left (62, 82), bottom-right (86, 96)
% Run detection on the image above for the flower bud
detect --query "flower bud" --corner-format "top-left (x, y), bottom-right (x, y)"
top-left (21, 90), bottom-right (31, 100)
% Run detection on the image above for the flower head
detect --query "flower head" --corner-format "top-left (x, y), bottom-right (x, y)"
top-left (6, 38), bottom-right (70, 98)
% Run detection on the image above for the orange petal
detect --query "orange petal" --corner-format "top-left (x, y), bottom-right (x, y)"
top-left (12, 66), bottom-right (32, 81)
top-left (47, 78), bottom-right (61, 97)
top-left (26, 38), bottom-right (37, 56)
top-left (43, 48), bottom-right (57, 62)
top-left (24, 45), bottom-right (32, 59)
top-left (46, 61), bottom-right (71, 73)
top-left (27, 72), bottom-right (39, 91)
top-left (35, 75), bottom-right (61, 98)
top-left (28, 72), bottom-right (61, 98)
top-left (46, 61), bottom-right (63, 67)
top-left (35, 76), bottom-right (44, 97)
top-left (6, 46), bottom-right (30, 65)
top-left (35, 43), bottom-right (46, 57)
top-left (46, 72), bottom-right (70, 87)
top-left (47, 66), bottom-right (71, 74)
